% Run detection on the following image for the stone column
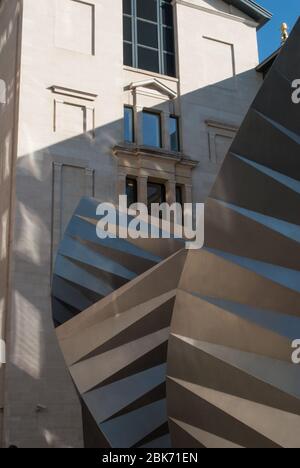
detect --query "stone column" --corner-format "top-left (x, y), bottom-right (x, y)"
top-left (117, 172), bottom-right (127, 198)
top-left (136, 106), bottom-right (144, 146)
top-left (138, 175), bottom-right (148, 205)
top-left (166, 179), bottom-right (176, 205)
top-left (184, 184), bottom-right (193, 204)
top-left (162, 111), bottom-right (170, 150)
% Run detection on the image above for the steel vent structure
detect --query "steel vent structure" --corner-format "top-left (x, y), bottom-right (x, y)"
top-left (52, 19), bottom-right (300, 448)
top-left (52, 197), bottom-right (187, 447)
top-left (167, 18), bottom-right (300, 448)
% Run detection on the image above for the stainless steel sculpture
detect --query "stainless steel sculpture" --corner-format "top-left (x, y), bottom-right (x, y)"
top-left (52, 197), bottom-right (186, 447)
top-left (52, 19), bottom-right (300, 448)
top-left (167, 18), bottom-right (300, 448)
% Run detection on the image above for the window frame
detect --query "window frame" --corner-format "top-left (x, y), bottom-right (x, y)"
top-left (124, 105), bottom-right (135, 143)
top-left (147, 180), bottom-right (167, 212)
top-left (126, 177), bottom-right (138, 207)
top-left (176, 184), bottom-right (183, 206)
top-left (169, 115), bottom-right (180, 152)
top-left (123, 0), bottom-right (176, 77)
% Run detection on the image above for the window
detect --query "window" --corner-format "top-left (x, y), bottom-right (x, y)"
top-left (124, 106), bottom-right (134, 143)
top-left (169, 116), bottom-right (180, 152)
top-left (142, 111), bottom-right (162, 148)
top-left (126, 178), bottom-right (138, 207)
top-left (176, 184), bottom-right (183, 224)
top-left (176, 185), bottom-right (183, 206)
top-left (123, 0), bottom-right (176, 77)
top-left (147, 181), bottom-right (166, 212)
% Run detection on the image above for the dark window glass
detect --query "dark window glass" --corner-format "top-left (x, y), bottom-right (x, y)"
top-left (143, 112), bottom-right (161, 148)
top-left (176, 185), bottom-right (183, 224)
top-left (126, 178), bottom-right (138, 207)
top-left (169, 116), bottom-right (180, 152)
top-left (123, 0), bottom-right (132, 15)
top-left (163, 52), bottom-right (175, 77)
top-left (176, 185), bottom-right (183, 206)
top-left (123, 0), bottom-right (176, 77)
top-left (137, 20), bottom-right (158, 48)
top-left (124, 42), bottom-right (133, 67)
top-left (147, 182), bottom-right (166, 211)
top-left (161, 1), bottom-right (173, 26)
top-left (124, 106), bottom-right (134, 143)
top-left (163, 26), bottom-right (174, 53)
top-left (137, 0), bottom-right (158, 22)
top-left (123, 16), bottom-right (132, 42)
top-left (124, 106), bottom-right (134, 142)
top-left (138, 47), bottom-right (159, 73)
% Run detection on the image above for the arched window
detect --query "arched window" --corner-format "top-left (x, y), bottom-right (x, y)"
top-left (123, 0), bottom-right (176, 77)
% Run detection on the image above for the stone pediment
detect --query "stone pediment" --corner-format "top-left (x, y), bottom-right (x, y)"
top-left (129, 79), bottom-right (177, 100)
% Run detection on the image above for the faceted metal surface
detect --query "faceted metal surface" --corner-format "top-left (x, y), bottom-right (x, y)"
top-left (167, 19), bottom-right (300, 448)
top-left (52, 198), bottom-right (186, 447)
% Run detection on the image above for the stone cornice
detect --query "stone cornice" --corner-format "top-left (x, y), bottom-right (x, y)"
top-left (172, 0), bottom-right (270, 29)
top-left (49, 86), bottom-right (98, 101)
top-left (205, 119), bottom-right (239, 133)
top-left (113, 144), bottom-right (199, 168)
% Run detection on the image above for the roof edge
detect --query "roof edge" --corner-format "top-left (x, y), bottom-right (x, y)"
top-left (224, 0), bottom-right (272, 28)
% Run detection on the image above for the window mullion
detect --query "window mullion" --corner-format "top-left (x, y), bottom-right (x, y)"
top-left (157, 0), bottom-right (164, 75)
top-left (132, 0), bottom-right (138, 68)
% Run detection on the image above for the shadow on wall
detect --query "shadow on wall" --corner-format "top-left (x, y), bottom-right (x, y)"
top-left (1, 53), bottom-right (263, 447)
top-left (0, 0), bottom-right (23, 449)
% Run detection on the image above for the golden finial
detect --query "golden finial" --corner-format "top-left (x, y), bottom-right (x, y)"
top-left (281, 23), bottom-right (289, 44)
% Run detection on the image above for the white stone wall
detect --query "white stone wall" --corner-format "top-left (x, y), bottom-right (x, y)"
top-left (0, 0), bottom-right (22, 449)
top-left (1, 0), bottom-right (263, 447)
top-left (175, 0), bottom-right (263, 200)
top-left (4, 0), bottom-right (123, 448)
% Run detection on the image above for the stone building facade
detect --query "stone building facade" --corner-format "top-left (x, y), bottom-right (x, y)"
top-left (0, 0), bottom-right (270, 448)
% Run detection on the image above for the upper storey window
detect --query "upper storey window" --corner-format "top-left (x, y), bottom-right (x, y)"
top-left (123, 0), bottom-right (176, 77)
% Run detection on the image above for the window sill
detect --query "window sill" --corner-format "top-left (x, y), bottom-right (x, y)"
top-left (113, 143), bottom-right (198, 167)
top-left (123, 66), bottom-right (179, 83)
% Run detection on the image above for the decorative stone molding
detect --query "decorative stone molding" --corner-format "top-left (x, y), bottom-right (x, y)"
top-left (113, 144), bottom-right (198, 204)
top-left (172, 0), bottom-right (259, 29)
top-left (129, 79), bottom-right (177, 100)
top-left (50, 86), bottom-right (97, 137)
top-left (51, 161), bottom-right (95, 270)
top-left (54, 0), bottom-right (96, 55)
top-left (49, 86), bottom-right (98, 101)
top-left (206, 120), bottom-right (238, 164)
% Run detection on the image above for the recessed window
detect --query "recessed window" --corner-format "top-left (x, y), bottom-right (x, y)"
top-left (124, 106), bottom-right (134, 143)
top-left (142, 111), bottom-right (162, 148)
top-left (123, 0), bottom-right (176, 77)
top-left (169, 116), bottom-right (180, 152)
top-left (126, 178), bottom-right (138, 207)
top-left (176, 185), bottom-right (183, 206)
top-left (176, 184), bottom-right (183, 224)
top-left (147, 181), bottom-right (166, 212)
